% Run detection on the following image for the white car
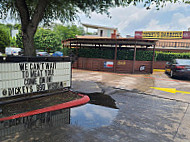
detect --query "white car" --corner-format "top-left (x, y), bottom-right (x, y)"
top-left (37, 52), bottom-right (50, 56)
top-left (5, 47), bottom-right (22, 56)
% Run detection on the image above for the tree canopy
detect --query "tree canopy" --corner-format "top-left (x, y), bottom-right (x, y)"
top-left (0, 0), bottom-right (177, 56)
top-left (53, 24), bottom-right (85, 41)
top-left (14, 24), bottom-right (85, 52)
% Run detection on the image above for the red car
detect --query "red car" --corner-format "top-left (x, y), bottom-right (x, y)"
top-left (165, 59), bottom-right (190, 78)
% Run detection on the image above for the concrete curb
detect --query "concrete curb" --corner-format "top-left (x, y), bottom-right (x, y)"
top-left (153, 69), bottom-right (165, 72)
top-left (0, 92), bottom-right (90, 122)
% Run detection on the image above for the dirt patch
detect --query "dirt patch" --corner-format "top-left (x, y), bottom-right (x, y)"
top-left (0, 91), bottom-right (81, 118)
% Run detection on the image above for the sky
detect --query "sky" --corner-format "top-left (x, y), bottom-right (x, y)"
top-left (77, 2), bottom-right (190, 37)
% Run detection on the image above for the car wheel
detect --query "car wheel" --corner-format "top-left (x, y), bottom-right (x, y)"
top-left (170, 70), bottom-right (174, 78)
top-left (165, 69), bottom-right (168, 74)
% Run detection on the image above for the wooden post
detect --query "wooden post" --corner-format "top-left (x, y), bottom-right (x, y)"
top-left (70, 41), bottom-right (71, 49)
top-left (76, 41), bottom-right (79, 69)
top-left (132, 42), bottom-right (137, 74)
top-left (151, 45), bottom-right (156, 74)
top-left (114, 39), bottom-right (118, 73)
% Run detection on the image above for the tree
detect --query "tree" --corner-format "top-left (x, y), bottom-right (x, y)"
top-left (0, 0), bottom-right (132, 56)
top-left (53, 24), bottom-right (85, 42)
top-left (0, 25), bottom-right (10, 52)
top-left (15, 27), bottom-right (61, 51)
top-left (34, 28), bottom-right (61, 52)
top-left (10, 37), bottom-right (17, 47)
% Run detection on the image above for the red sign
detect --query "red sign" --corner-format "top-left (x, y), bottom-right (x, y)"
top-left (183, 31), bottom-right (190, 39)
top-left (135, 31), bottom-right (143, 39)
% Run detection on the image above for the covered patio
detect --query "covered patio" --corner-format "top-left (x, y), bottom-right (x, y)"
top-left (63, 37), bottom-right (157, 74)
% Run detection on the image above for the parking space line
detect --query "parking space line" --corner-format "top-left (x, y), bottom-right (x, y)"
top-left (150, 87), bottom-right (190, 94)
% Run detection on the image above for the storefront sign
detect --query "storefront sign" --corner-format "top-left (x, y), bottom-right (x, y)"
top-left (104, 61), bottom-right (113, 68)
top-left (0, 62), bottom-right (71, 98)
top-left (135, 31), bottom-right (190, 39)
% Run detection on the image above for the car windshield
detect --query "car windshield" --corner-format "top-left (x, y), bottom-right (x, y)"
top-left (177, 59), bottom-right (190, 65)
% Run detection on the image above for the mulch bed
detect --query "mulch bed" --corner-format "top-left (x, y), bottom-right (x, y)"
top-left (0, 90), bottom-right (81, 118)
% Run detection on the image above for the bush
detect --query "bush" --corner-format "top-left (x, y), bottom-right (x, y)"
top-left (63, 47), bottom-right (190, 61)
top-left (155, 51), bottom-right (190, 61)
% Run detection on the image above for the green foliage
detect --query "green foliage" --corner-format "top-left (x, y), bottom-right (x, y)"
top-left (76, 48), bottom-right (114, 59)
top-left (34, 28), bottom-right (61, 52)
top-left (0, 0), bottom-right (178, 56)
top-left (15, 25), bottom-right (84, 51)
top-left (10, 37), bottom-right (17, 47)
top-left (64, 48), bottom-right (190, 62)
top-left (0, 25), bottom-right (10, 52)
top-left (117, 50), bottom-right (153, 61)
top-left (53, 24), bottom-right (85, 41)
top-left (13, 24), bottom-right (21, 30)
top-left (155, 51), bottom-right (190, 61)
top-left (136, 50), bottom-right (153, 61)
top-left (64, 48), bottom-right (152, 60)
top-left (117, 50), bottom-right (134, 60)
top-left (0, 0), bottom-right (130, 25)
top-left (15, 28), bottom-right (61, 51)
top-left (62, 47), bottom-right (70, 56)
top-left (16, 30), bottom-right (23, 48)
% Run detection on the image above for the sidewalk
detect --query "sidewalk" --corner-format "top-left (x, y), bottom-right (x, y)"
top-left (72, 69), bottom-right (190, 103)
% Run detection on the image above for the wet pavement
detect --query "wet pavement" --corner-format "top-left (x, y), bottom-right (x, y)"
top-left (1, 69), bottom-right (190, 141)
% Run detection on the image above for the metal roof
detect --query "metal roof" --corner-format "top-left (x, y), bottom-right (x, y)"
top-left (64, 37), bottom-right (157, 48)
top-left (82, 23), bottom-right (117, 30)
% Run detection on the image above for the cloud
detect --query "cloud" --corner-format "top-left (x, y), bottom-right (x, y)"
top-left (78, 2), bottom-right (190, 36)
top-left (178, 16), bottom-right (190, 29)
top-left (143, 19), bottom-right (170, 31)
top-left (161, 2), bottom-right (188, 12)
top-left (113, 6), bottom-right (151, 31)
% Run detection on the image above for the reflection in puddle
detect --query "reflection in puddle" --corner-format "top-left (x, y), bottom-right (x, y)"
top-left (71, 93), bottom-right (118, 129)
top-left (71, 103), bottom-right (118, 129)
top-left (0, 109), bottom-right (70, 139)
top-left (0, 93), bottom-right (118, 139)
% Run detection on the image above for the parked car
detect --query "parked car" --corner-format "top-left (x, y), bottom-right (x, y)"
top-left (165, 59), bottom-right (190, 78)
top-left (5, 47), bottom-right (22, 56)
top-left (52, 51), bottom-right (63, 57)
top-left (36, 51), bottom-right (50, 56)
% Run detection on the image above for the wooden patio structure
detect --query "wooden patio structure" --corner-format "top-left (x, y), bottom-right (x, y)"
top-left (63, 37), bottom-right (157, 74)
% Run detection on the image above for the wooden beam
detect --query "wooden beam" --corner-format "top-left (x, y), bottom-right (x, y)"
top-left (114, 39), bottom-right (118, 73)
top-left (151, 45), bottom-right (156, 74)
top-left (132, 42), bottom-right (137, 74)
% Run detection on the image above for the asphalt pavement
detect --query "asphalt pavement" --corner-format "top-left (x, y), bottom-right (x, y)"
top-left (71, 69), bottom-right (190, 142)
top-left (1, 69), bottom-right (190, 142)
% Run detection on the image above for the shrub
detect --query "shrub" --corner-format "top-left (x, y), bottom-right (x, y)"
top-left (63, 47), bottom-right (190, 61)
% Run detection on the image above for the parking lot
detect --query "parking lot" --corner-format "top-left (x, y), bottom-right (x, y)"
top-left (1, 69), bottom-right (190, 142)
top-left (71, 69), bottom-right (190, 142)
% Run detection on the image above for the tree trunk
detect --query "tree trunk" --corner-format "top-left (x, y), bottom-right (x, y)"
top-left (22, 29), bottom-right (36, 56)
top-left (15, 0), bottom-right (49, 57)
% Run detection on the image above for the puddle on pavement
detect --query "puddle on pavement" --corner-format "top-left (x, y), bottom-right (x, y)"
top-left (0, 93), bottom-right (118, 138)
top-left (71, 93), bottom-right (118, 129)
